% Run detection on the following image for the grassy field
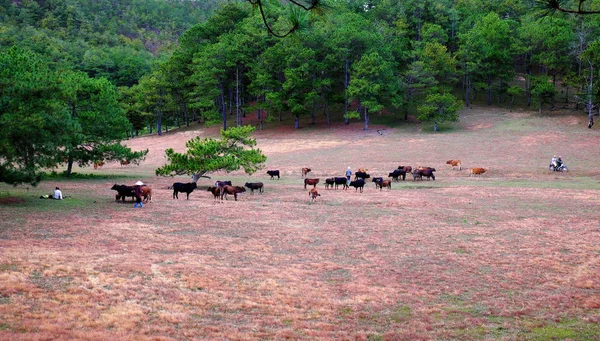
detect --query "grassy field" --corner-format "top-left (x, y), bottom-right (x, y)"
top-left (1, 106), bottom-right (600, 340)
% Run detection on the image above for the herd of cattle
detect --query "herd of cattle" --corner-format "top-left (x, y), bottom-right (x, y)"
top-left (110, 160), bottom-right (488, 204)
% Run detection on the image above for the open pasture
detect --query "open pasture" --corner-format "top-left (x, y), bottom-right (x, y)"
top-left (1, 107), bottom-right (600, 340)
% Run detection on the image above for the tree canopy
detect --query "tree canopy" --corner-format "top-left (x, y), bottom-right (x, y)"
top-left (155, 125), bottom-right (267, 182)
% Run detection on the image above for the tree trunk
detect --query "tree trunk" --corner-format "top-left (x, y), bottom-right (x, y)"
top-left (236, 66), bottom-right (241, 127)
top-left (551, 73), bottom-right (556, 109)
top-left (219, 81), bottom-right (227, 131)
top-left (364, 107), bottom-right (369, 130)
top-left (66, 155), bottom-right (74, 177)
top-left (487, 75), bottom-right (492, 105)
top-left (324, 101), bottom-right (330, 127)
top-left (156, 113), bottom-right (163, 136)
top-left (310, 99), bottom-right (315, 125)
top-left (433, 121), bottom-right (438, 132)
top-left (294, 115), bottom-right (299, 129)
top-left (344, 59), bottom-right (349, 124)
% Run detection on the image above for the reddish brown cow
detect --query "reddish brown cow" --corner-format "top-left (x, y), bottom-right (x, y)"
top-left (375, 179), bottom-right (392, 191)
top-left (207, 186), bottom-right (221, 200)
top-left (141, 186), bottom-right (152, 203)
top-left (309, 188), bottom-right (321, 203)
top-left (301, 167), bottom-right (311, 177)
top-left (304, 178), bottom-right (320, 189)
top-left (398, 165), bottom-right (412, 174)
top-left (120, 160), bottom-right (130, 166)
top-left (446, 159), bottom-right (462, 170)
top-left (220, 185), bottom-right (246, 201)
top-left (469, 168), bottom-right (487, 176)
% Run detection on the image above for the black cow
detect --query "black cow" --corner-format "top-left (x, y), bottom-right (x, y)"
top-left (267, 170), bottom-right (280, 179)
top-left (215, 180), bottom-right (232, 187)
top-left (348, 179), bottom-right (365, 192)
top-left (333, 177), bottom-right (348, 190)
top-left (388, 169), bottom-right (406, 181)
top-left (172, 182), bottom-right (197, 199)
top-left (244, 182), bottom-right (264, 194)
top-left (324, 178), bottom-right (335, 189)
top-left (354, 171), bottom-right (370, 181)
top-left (111, 184), bottom-right (135, 202)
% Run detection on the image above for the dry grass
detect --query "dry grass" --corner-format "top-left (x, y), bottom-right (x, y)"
top-left (1, 106), bottom-right (600, 340)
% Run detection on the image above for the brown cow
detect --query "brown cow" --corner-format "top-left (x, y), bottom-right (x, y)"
top-left (309, 188), bottom-right (321, 203)
top-left (374, 178), bottom-right (392, 191)
top-left (398, 165), bottom-right (412, 174)
top-left (304, 178), bottom-right (320, 189)
top-left (446, 159), bottom-right (462, 170)
top-left (358, 168), bottom-right (368, 173)
top-left (93, 161), bottom-right (104, 169)
top-left (120, 160), bottom-right (130, 166)
top-left (207, 186), bottom-right (221, 201)
top-left (301, 167), bottom-right (311, 177)
top-left (141, 186), bottom-right (152, 203)
top-left (220, 185), bottom-right (246, 201)
top-left (469, 168), bottom-right (487, 176)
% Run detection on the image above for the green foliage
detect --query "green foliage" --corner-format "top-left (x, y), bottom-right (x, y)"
top-left (417, 92), bottom-right (463, 131)
top-left (529, 75), bottom-right (556, 111)
top-left (0, 46), bottom-right (67, 185)
top-left (155, 125), bottom-right (267, 179)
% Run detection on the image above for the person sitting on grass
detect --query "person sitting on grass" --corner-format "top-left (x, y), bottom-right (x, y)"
top-left (53, 187), bottom-right (63, 200)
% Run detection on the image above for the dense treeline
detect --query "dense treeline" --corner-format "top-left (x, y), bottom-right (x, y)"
top-left (130, 0), bottom-right (600, 133)
top-left (2, 0), bottom-right (600, 185)
top-left (0, 0), bottom-right (223, 85)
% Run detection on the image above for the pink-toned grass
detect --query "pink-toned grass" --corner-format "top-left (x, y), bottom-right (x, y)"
top-left (1, 106), bottom-right (600, 340)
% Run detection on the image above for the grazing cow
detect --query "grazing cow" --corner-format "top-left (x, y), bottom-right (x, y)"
top-left (388, 169), bottom-right (406, 181)
top-left (267, 170), bottom-right (280, 179)
top-left (446, 159), bottom-right (462, 170)
top-left (244, 182), bottom-right (264, 194)
top-left (324, 178), bottom-right (335, 189)
top-left (120, 160), bottom-right (130, 166)
top-left (172, 182), bottom-right (197, 200)
top-left (93, 161), bottom-right (104, 170)
top-left (111, 184), bottom-right (135, 202)
top-left (301, 167), bottom-right (311, 177)
top-left (140, 186), bottom-right (152, 203)
top-left (469, 168), bottom-right (487, 176)
top-left (333, 177), bottom-right (349, 189)
top-left (354, 171), bottom-right (371, 181)
top-left (372, 177), bottom-right (383, 188)
top-left (348, 179), bottom-right (365, 192)
top-left (309, 188), bottom-right (320, 203)
top-left (304, 178), bottom-right (320, 189)
top-left (207, 186), bottom-right (221, 200)
top-left (413, 168), bottom-right (436, 181)
top-left (220, 185), bottom-right (246, 201)
top-left (215, 180), bottom-right (232, 187)
top-left (374, 178), bottom-right (392, 191)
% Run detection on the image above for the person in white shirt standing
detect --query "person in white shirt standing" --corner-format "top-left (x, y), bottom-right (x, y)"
top-left (53, 187), bottom-right (63, 200)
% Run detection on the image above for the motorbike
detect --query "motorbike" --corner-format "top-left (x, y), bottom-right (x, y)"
top-left (549, 163), bottom-right (568, 172)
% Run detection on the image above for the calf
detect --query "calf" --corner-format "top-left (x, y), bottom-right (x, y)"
top-left (244, 182), bottom-right (264, 194)
top-left (93, 161), bottom-right (104, 169)
top-left (354, 171), bottom-right (371, 181)
top-left (172, 182), bottom-right (197, 199)
top-left (220, 185), bottom-right (246, 201)
top-left (267, 170), bottom-right (280, 179)
top-left (469, 168), bottom-right (487, 176)
top-left (301, 167), bottom-right (311, 177)
top-left (374, 178), bottom-right (392, 191)
top-left (207, 186), bottom-right (221, 201)
top-left (309, 188), bottom-right (321, 203)
top-left (120, 160), bottom-right (130, 166)
top-left (388, 169), bottom-right (406, 181)
top-left (304, 178), bottom-right (320, 189)
top-left (348, 179), bottom-right (365, 192)
top-left (446, 159), bottom-right (462, 170)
